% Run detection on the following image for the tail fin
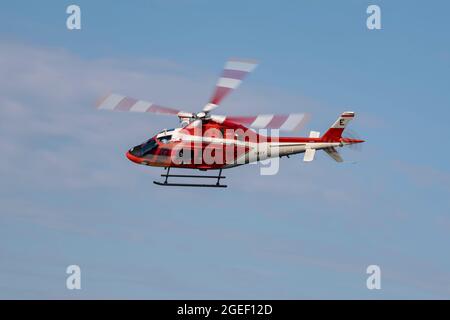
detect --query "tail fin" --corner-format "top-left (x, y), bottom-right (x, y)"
top-left (321, 111), bottom-right (355, 142)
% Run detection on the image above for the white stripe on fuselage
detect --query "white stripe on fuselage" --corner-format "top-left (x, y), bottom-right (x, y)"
top-left (176, 133), bottom-right (341, 164)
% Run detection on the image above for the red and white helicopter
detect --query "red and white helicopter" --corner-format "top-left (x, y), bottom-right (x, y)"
top-left (97, 59), bottom-right (364, 187)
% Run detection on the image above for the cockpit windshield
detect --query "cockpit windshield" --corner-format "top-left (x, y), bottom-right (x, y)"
top-left (141, 138), bottom-right (158, 155)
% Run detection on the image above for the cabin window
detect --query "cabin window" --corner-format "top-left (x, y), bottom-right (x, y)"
top-left (158, 135), bottom-right (172, 144)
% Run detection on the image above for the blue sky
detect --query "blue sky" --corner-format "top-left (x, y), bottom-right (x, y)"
top-left (0, 0), bottom-right (449, 299)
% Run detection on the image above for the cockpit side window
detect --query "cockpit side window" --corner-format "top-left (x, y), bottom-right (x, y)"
top-left (158, 135), bottom-right (172, 144)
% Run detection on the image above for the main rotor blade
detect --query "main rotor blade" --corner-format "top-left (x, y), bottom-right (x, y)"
top-left (96, 93), bottom-right (193, 117)
top-left (203, 58), bottom-right (258, 112)
top-left (211, 113), bottom-right (310, 131)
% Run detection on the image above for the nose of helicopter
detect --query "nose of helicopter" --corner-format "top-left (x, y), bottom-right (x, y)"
top-left (126, 149), bottom-right (141, 164)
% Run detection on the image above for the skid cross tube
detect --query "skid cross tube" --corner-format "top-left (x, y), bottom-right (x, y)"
top-left (153, 167), bottom-right (227, 188)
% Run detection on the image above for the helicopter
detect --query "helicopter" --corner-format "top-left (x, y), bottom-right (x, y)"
top-left (97, 59), bottom-right (364, 187)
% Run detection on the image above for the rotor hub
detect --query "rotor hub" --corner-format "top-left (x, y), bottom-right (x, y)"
top-left (196, 112), bottom-right (207, 119)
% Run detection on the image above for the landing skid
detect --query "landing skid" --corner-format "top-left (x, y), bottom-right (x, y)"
top-left (153, 168), bottom-right (227, 188)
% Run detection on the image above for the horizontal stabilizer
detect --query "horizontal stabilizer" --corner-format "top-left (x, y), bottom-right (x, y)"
top-left (304, 148), bottom-right (316, 162)
top-left (304, 131), bottom-right (320, 162)
top-left (323, 147), bottom-right (343, 162)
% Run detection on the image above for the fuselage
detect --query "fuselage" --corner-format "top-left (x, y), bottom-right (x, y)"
top-left (125, 121), bottom-right (363, 170)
